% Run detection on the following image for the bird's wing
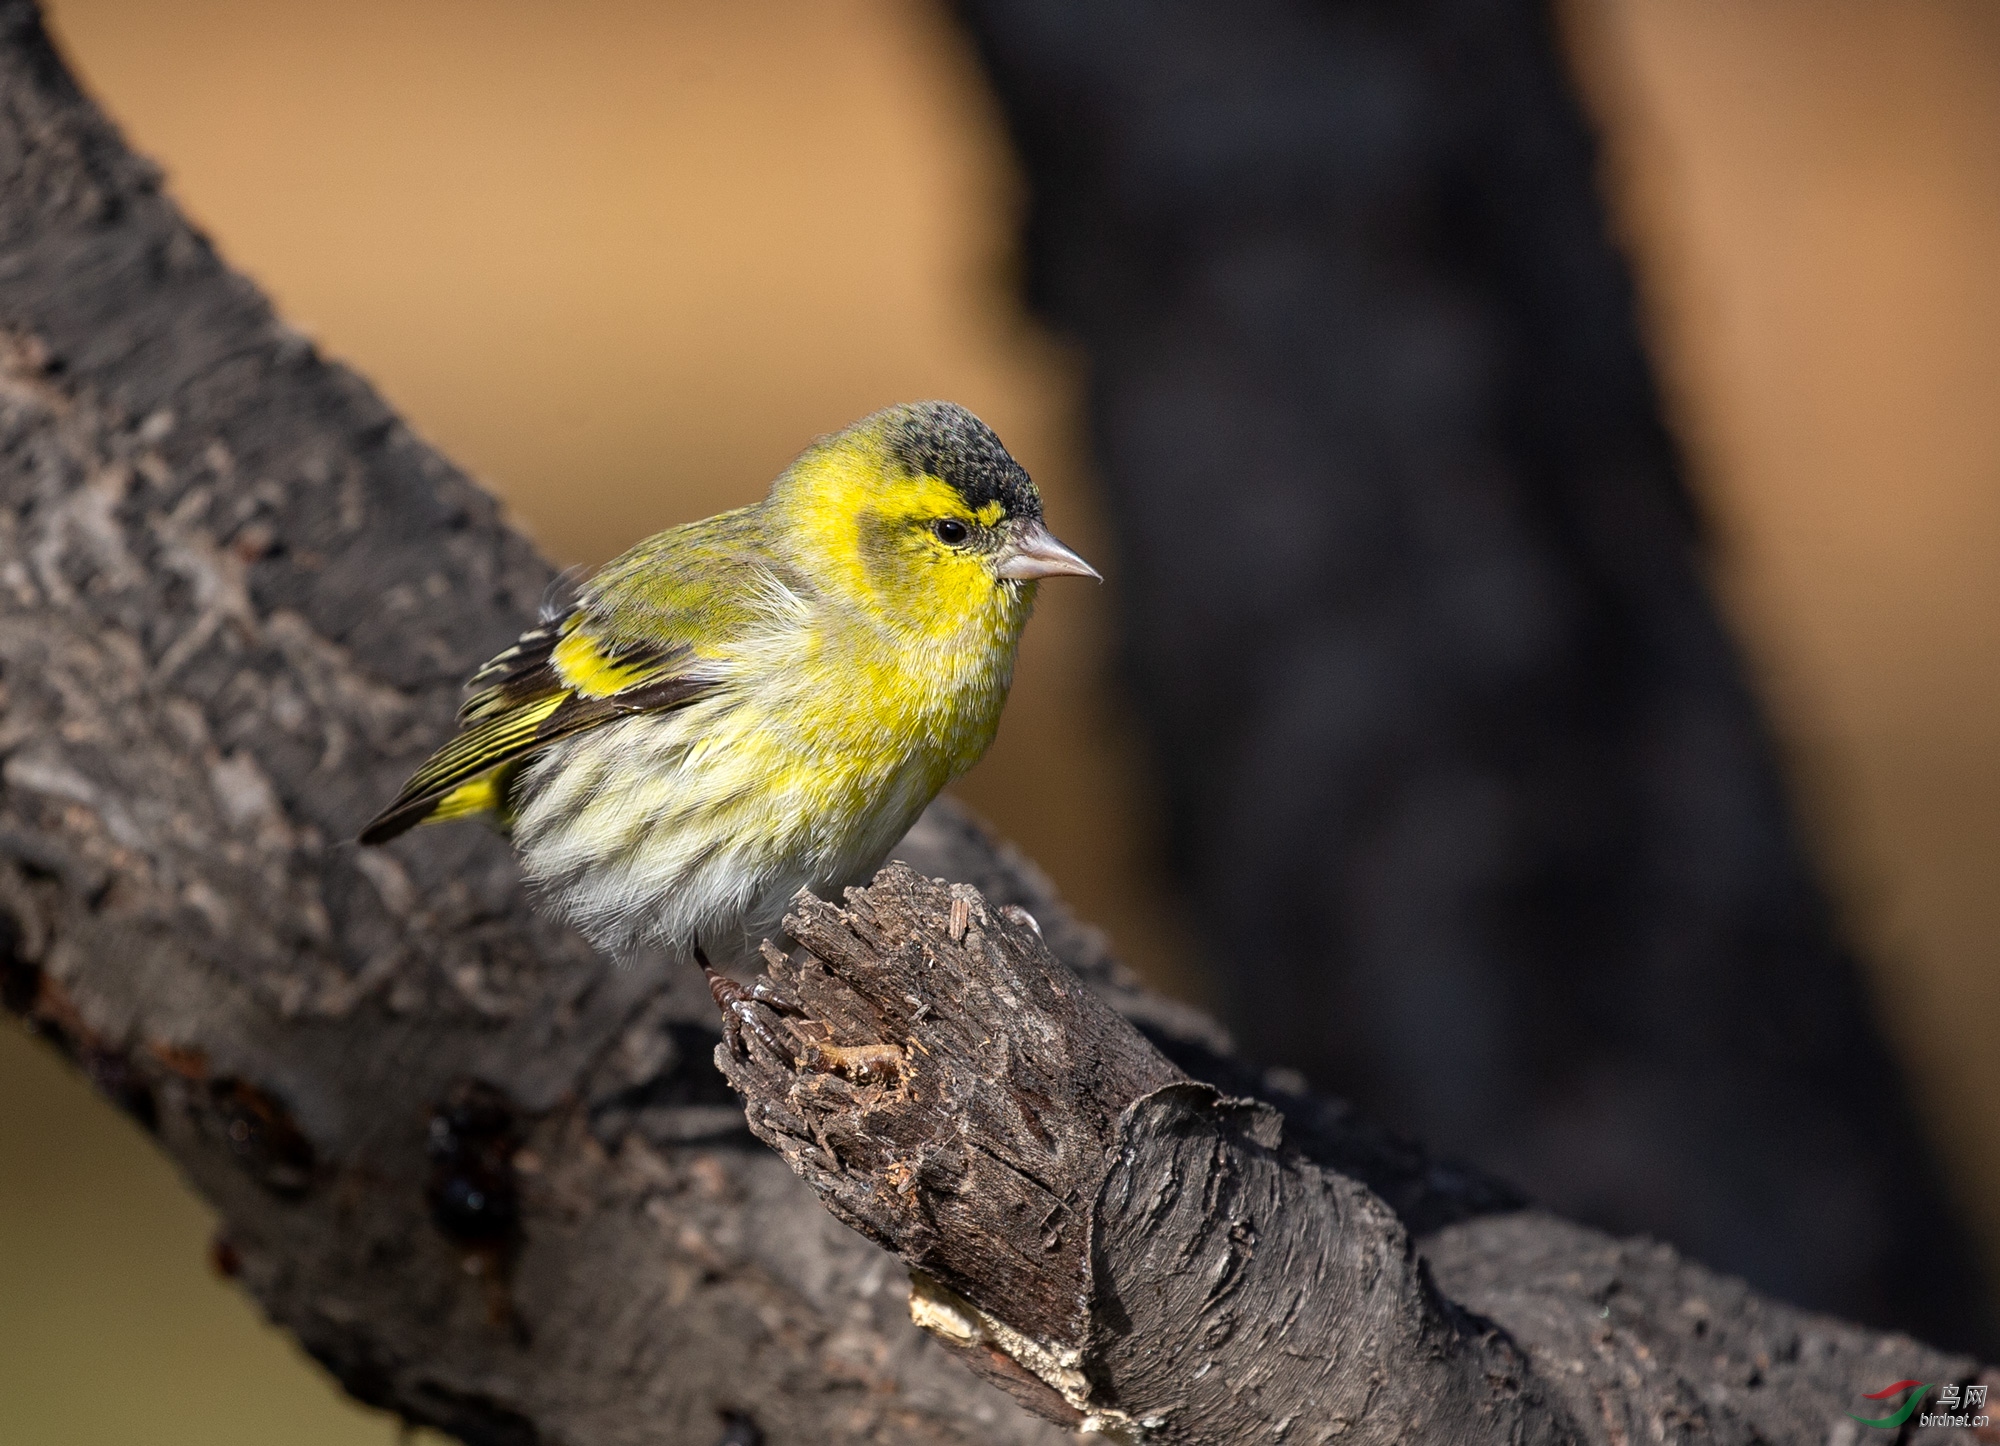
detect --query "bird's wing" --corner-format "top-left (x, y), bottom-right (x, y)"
top-left (357, 606), bottom-right (718, 845)
top-left (361, 506), bottom-right (793, 846)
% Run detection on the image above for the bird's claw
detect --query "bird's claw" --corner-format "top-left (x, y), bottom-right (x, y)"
top-left (706, 965), bottom-right (792, 1061)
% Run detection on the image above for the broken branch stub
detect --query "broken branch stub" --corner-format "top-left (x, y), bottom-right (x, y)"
top-left (715, 864), bottom-right (1579, 1445)
top-left (715, 863), bottom-right (1183, 1416)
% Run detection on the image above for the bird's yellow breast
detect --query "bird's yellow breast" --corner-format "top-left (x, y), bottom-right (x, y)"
top-left (734, 576), bottom-right (1030, 834)
top-left (508, 582), bottom-right (1030, 962)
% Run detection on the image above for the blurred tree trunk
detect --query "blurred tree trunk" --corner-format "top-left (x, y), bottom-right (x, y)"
top-left (953, 0), bottom-right (1993, 1352)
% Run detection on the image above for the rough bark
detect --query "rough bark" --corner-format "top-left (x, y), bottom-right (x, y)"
top-left (0, 6), bottom-right (1064, 1440)
top-left (716, 867), bottom-right (1573, 1444)
top-left (2, 5), bottom-right (1994, 1446)
top-left (718, 866), bottom-right (1994, 1446)
top-left (949, 0), bottom-right (1994, 1354)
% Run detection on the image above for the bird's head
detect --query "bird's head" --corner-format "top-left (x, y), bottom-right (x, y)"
top-left (774, 401), bottom-right (1098, 625)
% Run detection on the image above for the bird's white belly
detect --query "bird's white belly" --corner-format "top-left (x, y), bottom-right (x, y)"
top-left (509, 695), bottom-right (949, 964)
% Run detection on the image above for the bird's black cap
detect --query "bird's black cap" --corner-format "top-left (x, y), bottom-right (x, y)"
top-left (885, 401), bottom-right (1042, 521)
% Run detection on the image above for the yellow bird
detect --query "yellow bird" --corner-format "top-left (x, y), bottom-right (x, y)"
top-left (361, 401), bottom-right (1097, 963)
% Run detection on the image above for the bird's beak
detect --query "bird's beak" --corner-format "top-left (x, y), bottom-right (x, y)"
top-left (996, 519), bottom-right (1101, 581)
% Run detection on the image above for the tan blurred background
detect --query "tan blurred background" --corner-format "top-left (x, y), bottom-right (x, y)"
top-left (1, 0), bottom-right (1994, 1439)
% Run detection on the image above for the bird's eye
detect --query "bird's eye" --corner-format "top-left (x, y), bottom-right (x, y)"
top-left (933, 518), bottom-right (970, 546)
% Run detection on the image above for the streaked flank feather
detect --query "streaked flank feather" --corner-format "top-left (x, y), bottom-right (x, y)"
top-left (360, 401), bottom-right (1098, 963)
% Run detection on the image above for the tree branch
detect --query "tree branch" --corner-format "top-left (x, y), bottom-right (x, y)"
top-left (948, 0), bottom-right (1992, 1351)
top-left (719, 866), bottom-right (1993, 1446)
top-left (716, 868), bottom-right (1572, 1443)
top-left (0, 4), bottom-right (1991, 1445)
top-left (0, 5), bottom-right (1072, 1440)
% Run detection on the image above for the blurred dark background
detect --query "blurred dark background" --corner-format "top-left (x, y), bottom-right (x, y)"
top-left (3, 1), bottom-right (1996, 1440)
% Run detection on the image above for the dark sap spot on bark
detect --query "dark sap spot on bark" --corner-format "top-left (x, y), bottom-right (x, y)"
top-left (0, 928), bottom-right (40, 1014)
top-left (0, 955), bottom-right (160, 1129)
top-left (426, 1079), bottom-right (522, 1246)
top-left (715, 1409), bottom-right (763, 1446)
top-left (206, 1077), bottom-right (316, 1196)
top-left (403, 1381), bottom-right (540, 1446)
top-left (209, 1233), bottom-right (242, 1279)
top-left (85, 1045), bottom-right (158, 1132)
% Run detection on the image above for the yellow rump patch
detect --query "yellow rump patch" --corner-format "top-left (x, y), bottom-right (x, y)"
top-left (429, 772), bottom-right (507, 824)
